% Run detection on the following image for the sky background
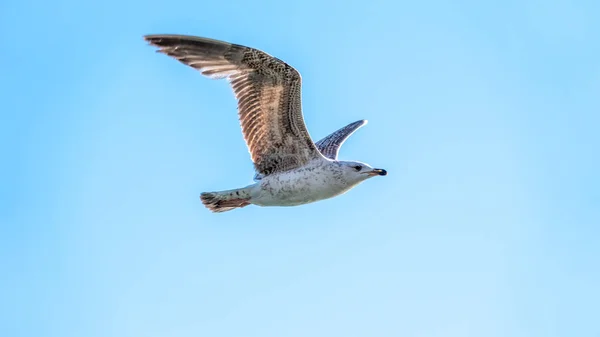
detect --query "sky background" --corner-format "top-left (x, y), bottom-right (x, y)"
top-left (1, 0), bottom-right (599, 336)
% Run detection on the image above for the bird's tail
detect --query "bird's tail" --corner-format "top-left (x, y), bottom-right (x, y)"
top-left (200, 187), bottom-right (252, 213)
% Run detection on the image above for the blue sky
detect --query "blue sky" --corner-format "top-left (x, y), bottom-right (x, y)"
top-left (1, 0), bottom-right (599, 336)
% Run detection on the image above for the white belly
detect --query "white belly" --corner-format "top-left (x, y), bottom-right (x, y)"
top-left (250, 165), bottom-right (352, 206)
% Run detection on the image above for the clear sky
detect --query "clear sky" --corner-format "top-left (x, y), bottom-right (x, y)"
top-left (1, 0), bottom-right (599, 336)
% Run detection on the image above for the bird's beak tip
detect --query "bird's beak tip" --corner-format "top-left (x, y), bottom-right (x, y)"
top-left (370, 168), bottom-right (387, 176)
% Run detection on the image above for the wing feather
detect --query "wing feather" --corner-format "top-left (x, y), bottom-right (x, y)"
top-left (144, 34), bottom-right (322, 175)
top-left (315, 120), bottom-right (368, 159)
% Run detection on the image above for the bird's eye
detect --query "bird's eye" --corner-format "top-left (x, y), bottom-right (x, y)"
top-left (353, 165), bottom-right (362, 171)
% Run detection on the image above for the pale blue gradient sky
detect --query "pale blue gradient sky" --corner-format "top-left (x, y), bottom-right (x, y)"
top-left (1, 0), bottom-right (599, 336)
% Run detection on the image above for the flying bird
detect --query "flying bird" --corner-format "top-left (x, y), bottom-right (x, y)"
top-left (144, 34), bottom-right (387, 212)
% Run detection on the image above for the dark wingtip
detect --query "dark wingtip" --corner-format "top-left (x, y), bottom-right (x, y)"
top-left (351, 119), bottom-right (368, 126)
top-left (143, 35), bottom-right (160, 47)
top-left (143, 35), bottom-right (176, 47)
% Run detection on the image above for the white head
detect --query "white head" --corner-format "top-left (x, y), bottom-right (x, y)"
top-left (337, 160), bottom-right (387, 186)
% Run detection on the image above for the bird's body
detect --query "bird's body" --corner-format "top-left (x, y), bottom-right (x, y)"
top-left (144, 34), bottom-right (387, 212)
top-left (250, 159), bottom-right (363, 206)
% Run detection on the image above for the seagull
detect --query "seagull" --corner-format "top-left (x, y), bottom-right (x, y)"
top-left (144, 34), bottom-right (387, 212)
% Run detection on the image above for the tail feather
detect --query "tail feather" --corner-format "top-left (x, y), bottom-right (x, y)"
top-left (200, 188), bottom-right (252, 213)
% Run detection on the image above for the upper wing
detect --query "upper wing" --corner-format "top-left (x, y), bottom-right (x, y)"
top-left (314, 120), bottom-right (367, 159)
top-left (144, 34), bottom-right (322, 175)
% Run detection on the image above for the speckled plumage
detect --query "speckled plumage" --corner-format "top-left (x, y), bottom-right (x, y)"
top-left (144, 34), bottom-right (387, 212)
top-left (252, 159), bottom-right (360, 206)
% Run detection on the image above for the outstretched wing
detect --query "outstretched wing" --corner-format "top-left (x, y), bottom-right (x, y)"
top-left (145, 34), bottom-right (322, 175)
top-left (315, 120), bottom-right (367, 159)
top-left (253, 119), bottom-right (367, 181)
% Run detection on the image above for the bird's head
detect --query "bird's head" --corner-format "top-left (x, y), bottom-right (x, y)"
top-left (338, 160), bottom-right (387, 184)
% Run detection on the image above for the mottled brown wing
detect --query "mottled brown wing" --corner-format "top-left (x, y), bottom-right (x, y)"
top-left (144, 34), bottom-right (322, 175)
top-left (315, 120), bottom-right (367, 159)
